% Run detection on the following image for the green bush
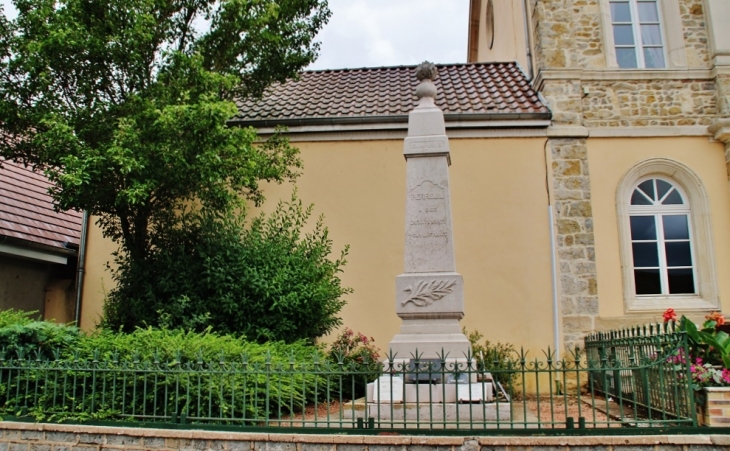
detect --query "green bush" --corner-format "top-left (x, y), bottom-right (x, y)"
top-left (103, 192), bottom-right (351, 343)
top-left (0, 310), bottom-right (80, 359)
top-left (464, 328), bottom-right (519, 388)
top-left (0, 320), bottom-right (335, 422)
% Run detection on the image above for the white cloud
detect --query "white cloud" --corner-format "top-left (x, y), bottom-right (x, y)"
top-left (309, 0), bottom-right (469, 70)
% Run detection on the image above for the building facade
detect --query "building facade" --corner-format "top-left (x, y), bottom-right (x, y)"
top-left (77, 0), bottom-right (730, 354)
top-left (470, 0), bottom-right (730, 349)
top-left (0, 159), bottom-right (83, 323)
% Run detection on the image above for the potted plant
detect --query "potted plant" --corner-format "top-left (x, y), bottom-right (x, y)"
top-left (663, 309), bottom-right (730, 426)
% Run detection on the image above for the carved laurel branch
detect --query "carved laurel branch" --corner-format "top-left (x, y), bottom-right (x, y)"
top-left (401, 279), bottom-right (456, 307)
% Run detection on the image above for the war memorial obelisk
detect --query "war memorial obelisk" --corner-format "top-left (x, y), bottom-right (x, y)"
top-left (387, 62), bottom-right (471, 362)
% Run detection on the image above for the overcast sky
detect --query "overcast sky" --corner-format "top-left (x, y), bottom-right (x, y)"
top-left (309, 0), bottom-right (469, 70)
top-left (1, 0), bottom-right (469, 70)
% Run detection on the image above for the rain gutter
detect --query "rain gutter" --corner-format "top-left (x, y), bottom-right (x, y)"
top-left (228, 112), bottom-right (552, 129)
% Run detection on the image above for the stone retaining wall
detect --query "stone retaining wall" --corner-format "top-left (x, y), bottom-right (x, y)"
top-left (1, 421), bottom-right (729, 451)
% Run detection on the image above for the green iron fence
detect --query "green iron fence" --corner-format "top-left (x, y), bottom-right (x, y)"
top-left (0, 331), bottom-right (697, 433)
top-left (583, 322), bottom-right (695, 425)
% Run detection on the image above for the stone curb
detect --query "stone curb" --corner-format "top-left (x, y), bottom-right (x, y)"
top-left (0, 422), bottom-right (728, 447)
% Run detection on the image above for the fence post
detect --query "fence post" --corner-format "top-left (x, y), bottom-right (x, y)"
top-left (681, 330), bottom-right (698, 427)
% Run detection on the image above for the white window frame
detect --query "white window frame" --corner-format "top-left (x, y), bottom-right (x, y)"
top-left (617, 159), bottom-right (719, 312)
top-left (599, 0), bottom-right (687, 69)
top-left (628, 177), bottom-right (697, 295)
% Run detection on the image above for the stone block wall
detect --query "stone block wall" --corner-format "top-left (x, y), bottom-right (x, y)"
top-left (680, 0), bottom-right (711, 67)
top-left (532, 0), bottom-right (604, 70)
top-left (716, 75), bottom-right (730, 116)
top-left (530, 0), bottom-right (727, 349)
top-left (580, 79), bottom-right (717, 128)
top-left (1, 421), bottom-right (730, 451)
top-left (531, 0), bottom-right (712, 72)
top-left (549, 138), bottom-right (598, 351)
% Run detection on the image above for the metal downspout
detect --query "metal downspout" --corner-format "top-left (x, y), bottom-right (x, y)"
top-left (522, 0), bottom-right (535, 81)
top-left (74, 211), bottom-right (89, 326)
top-left (548, 206), bottom-right (560, 361)
top-left (544, 138), bottom-right (560, 361)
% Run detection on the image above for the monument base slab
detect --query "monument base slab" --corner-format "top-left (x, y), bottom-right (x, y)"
top-left (387, 318), bottom-right (471, 360)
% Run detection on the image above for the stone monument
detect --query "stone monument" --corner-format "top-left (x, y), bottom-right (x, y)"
top-left (387, 62), bottom-right (471, 362)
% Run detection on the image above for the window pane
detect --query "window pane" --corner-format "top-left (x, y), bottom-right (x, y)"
top-left (643, 47), bottom-right (666, 68)
top-left (641, 25), bottom-right (662, 45)
top-left (663, 215), bottom-right (689, 240)
top-left (635, 269), bottom-right (661, 294)
top-left (656, 179), bottom-right (672, 200)
top-left (610, 2), bottom-right (632, 22)
top-left (662, 189), bottom-right (684, 205)
top-left (637, 1), bottom-right (659, 21)
top-left (613, 24), bottom-right (635, 45)
top-left (665, 242), bottom-right (692, 267)
top-left (633, 242), bottom-right (659, 267)
top-left (668, 268), bottom-right (695, 294)
top-left (638, 179), bottom-right (655, 201)
top-left (631, 188), bottom-right (652, 205)
top-left (630, 216), bottom-right (656, 240)
top-left (616, 48), bottom-right (638, 68)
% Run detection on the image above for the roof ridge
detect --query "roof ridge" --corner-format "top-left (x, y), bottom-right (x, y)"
top-left (303, 61), bottom-right (520, 74)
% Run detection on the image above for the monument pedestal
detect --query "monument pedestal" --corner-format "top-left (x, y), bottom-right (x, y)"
top-left (387, 318), bottom-right (471, 360)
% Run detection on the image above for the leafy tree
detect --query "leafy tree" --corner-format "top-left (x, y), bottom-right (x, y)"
top-left (0, 0), bottom-right (330, 262)
top-left (102, 193), bottom-right (351, 343)
top-left (0, 1), bottom-right (350, 341)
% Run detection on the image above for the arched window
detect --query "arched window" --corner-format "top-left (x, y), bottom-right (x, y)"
top-left (629, 178), bottom-right (694, 295)
top-left (617, 159), bottom-right (718, 312)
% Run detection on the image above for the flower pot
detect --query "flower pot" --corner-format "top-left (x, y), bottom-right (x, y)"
top-left (698, 387), bottom-right (730, 426)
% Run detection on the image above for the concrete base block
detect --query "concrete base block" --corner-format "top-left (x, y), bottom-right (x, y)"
top-left (343, 399), bottom-right (511, 424)
top-left (366, 381), bottom-right (494, 404)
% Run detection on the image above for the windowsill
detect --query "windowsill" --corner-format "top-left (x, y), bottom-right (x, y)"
top-left (627, 295), bottom-right (719, 312)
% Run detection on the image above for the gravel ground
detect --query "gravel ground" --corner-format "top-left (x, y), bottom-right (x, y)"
top-left (523, 395), bottom-right (612, 428)
top-left (272, 396), bottom-right (616, 429)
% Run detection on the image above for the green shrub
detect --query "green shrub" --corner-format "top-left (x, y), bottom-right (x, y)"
top-left (103, 192), bottom-right (351, 343)
top-left (464, 328), bottom-right (519, 388)
top-left (0, 324), bottom-right (335, 422)
top-left (0, 310), bottom-right (80, 359)
top-left (0, 309), bottom-right (36, 328)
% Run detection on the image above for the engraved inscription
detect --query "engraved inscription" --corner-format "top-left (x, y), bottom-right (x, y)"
top-left (402, 279), bottom-right (457, 307)
top-left (406, 180), bottom-right (448, 243)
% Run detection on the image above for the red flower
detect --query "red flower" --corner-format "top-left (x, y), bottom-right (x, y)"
top-left (663, 308), bottom-right (677, 323)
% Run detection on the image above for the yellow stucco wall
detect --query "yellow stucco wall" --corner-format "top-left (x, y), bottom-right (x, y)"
top-left (79, 215), bottom-right (118, 330)
top-left (588, 137), bottom-right (730, 320)
top-left (79, 136), bottom-right (557, 354)
top-left (474, 0), bottom-right (529, 70)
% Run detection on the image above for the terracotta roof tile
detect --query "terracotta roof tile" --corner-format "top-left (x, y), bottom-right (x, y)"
top-left (0, 158), bottom-right (82, 251)
top-left (233, 62), bottom-right (549, 126)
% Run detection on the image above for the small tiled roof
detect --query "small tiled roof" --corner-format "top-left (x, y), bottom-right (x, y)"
top-left (233, 62), bottom-right (550, 126)
top-left (0, 158), bottom-right (83, 251)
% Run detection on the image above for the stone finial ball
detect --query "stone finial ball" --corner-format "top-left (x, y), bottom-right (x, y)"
top-left (415, 61), bottom-right (438, 81)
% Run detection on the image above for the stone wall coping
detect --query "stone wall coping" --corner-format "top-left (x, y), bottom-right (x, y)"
top-left (704, 386), bottom-right (730, 392)
top-left (533, 68), bottom-right (715, 91)
top-left (1, 421), bottom-right (729, 447)
top-left (547, 126), bottom-right (589, 138)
